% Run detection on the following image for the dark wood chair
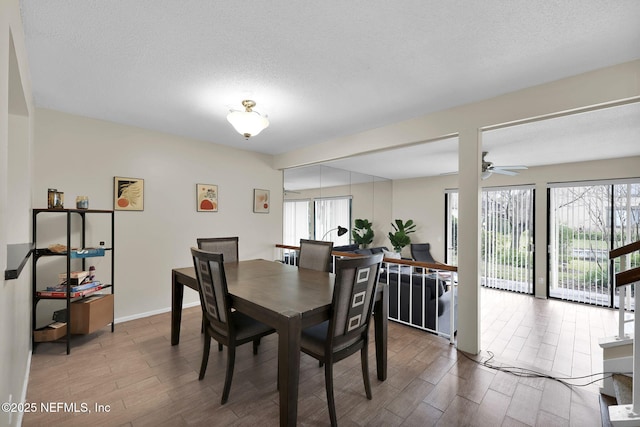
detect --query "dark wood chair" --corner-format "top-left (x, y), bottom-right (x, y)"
top-left (197, 236), bottom-right (239, 263)
top-left (298, 239), bottom-right (334, 272)
top-left (300, 253), bottom-right (384, 426)
top-left (190, 248), bottom-right (275, 404)
top-left (196, 237), bottom-right (240, 338)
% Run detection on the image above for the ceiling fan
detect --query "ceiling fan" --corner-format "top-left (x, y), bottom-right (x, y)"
top-left (481, 151), bottom-right (528, 179)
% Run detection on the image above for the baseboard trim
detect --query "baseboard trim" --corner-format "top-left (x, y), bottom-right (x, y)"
top-left (113, 301), bottom-right (200, 324)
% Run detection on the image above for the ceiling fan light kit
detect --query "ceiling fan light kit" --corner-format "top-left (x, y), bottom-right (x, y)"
top-left (227, 100), bottom-right (269, 139)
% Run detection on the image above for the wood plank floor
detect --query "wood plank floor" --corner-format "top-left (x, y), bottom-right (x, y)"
top-left (23, 288), bottom-right (619, 426)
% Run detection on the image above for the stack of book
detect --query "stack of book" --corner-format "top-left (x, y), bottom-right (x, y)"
top-left (36, 270), bottom-right (102, 298)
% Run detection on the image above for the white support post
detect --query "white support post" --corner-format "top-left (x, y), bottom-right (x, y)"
top-left (619, 285), bottom-right (627, 339)
top-left (609, 281), bottom-right (640, 426)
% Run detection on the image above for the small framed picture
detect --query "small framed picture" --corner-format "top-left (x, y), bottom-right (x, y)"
top-left (253, 189), bottom-right (270, 213)
top-left (197, 184), bottom-right (218, 212)
top-left (114, 177), bottom-right (144, 211)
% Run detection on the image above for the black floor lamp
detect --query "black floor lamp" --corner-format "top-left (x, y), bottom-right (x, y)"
top-left (321, 226), bottom-right (348, 241)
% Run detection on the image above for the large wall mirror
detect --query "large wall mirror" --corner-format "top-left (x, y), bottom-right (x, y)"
top-left (283, 165), bottom-right (391, 248)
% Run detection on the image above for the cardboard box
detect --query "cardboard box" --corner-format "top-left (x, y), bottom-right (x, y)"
top-left (70, 293), bottom-right (114, 334)
top-left (34, 322), bottom-right (67, 342)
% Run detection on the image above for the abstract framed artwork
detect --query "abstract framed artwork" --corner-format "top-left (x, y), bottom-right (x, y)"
top-left (197, 184), bottom-right (218, 212)
top-left (253, 189), bottom-right (270, 213)
top-left (114, 176), bottom-right (144, 211)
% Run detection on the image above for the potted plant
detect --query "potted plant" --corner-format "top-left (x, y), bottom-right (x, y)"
top-left (388, 219), bottom-right (416, 253)
top-left (352, 218), bottom-right (374, 248)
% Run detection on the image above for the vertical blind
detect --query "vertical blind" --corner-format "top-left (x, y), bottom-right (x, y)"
top-left (314, 197), bottom-right (351, 245)
top-left (283, 200), bottom-right (310, 246)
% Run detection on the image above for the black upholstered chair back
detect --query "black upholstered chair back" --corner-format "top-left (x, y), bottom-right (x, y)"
top-left (410, 243), bottom-right (438, 264)
top-left (197, 237), bottom-right (239, 263)
top-left (190, 247), bottom-right (275, 404)
top-left (329, 253), bottom-right (383, 351)
top-left (191, 248), bottom-right (231, 335)
top-left (298, 239), bottom-right (334, 272)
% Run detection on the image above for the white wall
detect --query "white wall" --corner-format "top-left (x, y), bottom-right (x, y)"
top-left (1, 1), bottom-right (34, 425)
top-left (32, 108), bottom-right (283, 322)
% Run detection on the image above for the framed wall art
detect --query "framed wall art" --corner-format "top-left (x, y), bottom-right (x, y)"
top-left (253, 189), bottom-right (270, 213)
top-left (114, 176), bottom-right (144, 211)
top-left (197, 184), bottom-right (218, 212)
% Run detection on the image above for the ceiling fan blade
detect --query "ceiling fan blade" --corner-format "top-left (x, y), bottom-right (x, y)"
top-left (494, 165), bottom-right (528, 170)
top-left (491, 168), bottom-right (519, 176)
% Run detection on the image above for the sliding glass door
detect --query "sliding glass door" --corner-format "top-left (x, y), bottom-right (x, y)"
top-left (446, 186), bottom-right (535, 294)
top-left (314, 197), bottom-right (351, 245)
top-left (548, 179), bottom-right (640, 307)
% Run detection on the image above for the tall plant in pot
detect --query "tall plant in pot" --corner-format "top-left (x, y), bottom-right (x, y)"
top-left (352, 218), bottom-right (374, 248)
top-left (388, 219), bottom-right (416, 253)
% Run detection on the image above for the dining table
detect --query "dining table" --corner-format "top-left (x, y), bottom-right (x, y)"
top-left (171, 259), bottom-right (388, 427)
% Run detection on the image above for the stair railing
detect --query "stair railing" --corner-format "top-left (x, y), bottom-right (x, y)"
top-left (609, 240), bottom-right (640, 425)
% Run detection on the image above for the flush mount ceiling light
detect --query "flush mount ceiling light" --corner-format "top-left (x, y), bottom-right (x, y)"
top-left (226, 100), bottom-right (269, 139)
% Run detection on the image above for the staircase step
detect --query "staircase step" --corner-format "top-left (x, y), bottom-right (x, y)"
top-left (613, 374), bottom-right (633, 405)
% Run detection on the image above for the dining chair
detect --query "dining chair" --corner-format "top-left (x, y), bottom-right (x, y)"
top-left (298, 239), bottom-right (334, 272)
top-left (197, 236), bottom-right (239, 263)
top-left (190, 248), bottom-right (275, 404)
top-left (300, 253), bottom-right (384, 426)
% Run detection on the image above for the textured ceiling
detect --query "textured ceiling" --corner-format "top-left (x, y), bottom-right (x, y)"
top-left (20, 0), bottom-right (640, 164)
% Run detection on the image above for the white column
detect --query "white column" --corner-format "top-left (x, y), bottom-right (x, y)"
top-left (456, 128), bottom-right (482, 355)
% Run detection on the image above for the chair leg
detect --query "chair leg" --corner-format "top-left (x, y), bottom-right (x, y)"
top-left (221, 344), bottom-right (236, 404)
top-left (361, 344), bottom-right (372, 400)
top-left (199, 334), bottom-right (211, 380)
top-left (253, 339), bottom-right (259, 355)
top-left (324, 361), bottom-right (338, 427)
top-left (218, 343), bottom-right (223, 352)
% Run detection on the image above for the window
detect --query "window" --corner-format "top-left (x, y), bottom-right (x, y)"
top-left (314, 197), bottom-right (351, 245)
top-left (283, 200), bottom-right (310, 246)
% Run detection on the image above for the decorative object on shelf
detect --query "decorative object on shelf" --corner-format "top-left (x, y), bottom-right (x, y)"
top-left (321, 226), bottom-right (348, 241)
top-left (253, 189), bottom-right (270, 213)
top-left (76, 196), bottom-right (89, 209)
top-left (47, 188), bottom-right (64, 209)
top-left (114, 176), bottom-right (144, 211)
top-left (70, 248), bottom-right (105, 258)
top-left (352, 219), bottom-right (374, 248)
top-left (196, 183), bottom-right (218, 212)
top-left (388, 219), bottom-right (416, 253)
top-left (48, 243), bottom-right (67, 253)
top-left (227, 100), bottom-right (269, 139)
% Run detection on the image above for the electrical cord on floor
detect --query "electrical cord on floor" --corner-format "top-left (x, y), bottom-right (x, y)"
top-left (458, 349), bottom-right (632, 388)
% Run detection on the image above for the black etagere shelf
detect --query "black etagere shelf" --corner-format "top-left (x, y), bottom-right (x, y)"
top-left (32, 208), bottom-right (115, 354)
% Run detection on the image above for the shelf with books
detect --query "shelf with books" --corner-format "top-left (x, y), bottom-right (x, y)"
top-left (36, 282), bottom-right (110, 299)
top-left (32, 208), bottom-right (115, 354)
